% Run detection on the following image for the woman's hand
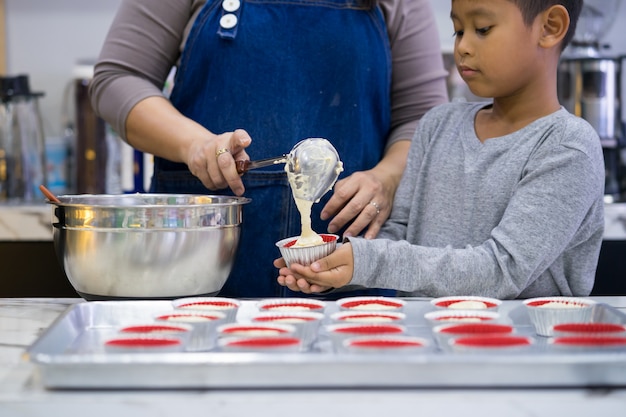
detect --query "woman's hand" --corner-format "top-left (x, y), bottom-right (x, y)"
top-left (186, 129), bottom-right (252, 196)
top-left (321, 141), bottom-right (410, 239)
top-left (275, 243), bottom-right (354, 293)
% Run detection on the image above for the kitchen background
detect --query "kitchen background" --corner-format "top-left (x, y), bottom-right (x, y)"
top-left (2, 0), bottom-right (626, 297)
top-left (4, 0), bottom-right (626, 144)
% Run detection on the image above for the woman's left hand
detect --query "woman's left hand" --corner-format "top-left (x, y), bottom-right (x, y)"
top-left (321, 141), bottom-right (410, 239)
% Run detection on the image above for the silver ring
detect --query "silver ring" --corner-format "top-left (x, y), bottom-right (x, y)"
top-left (369, 201), bottom-right (381, 215)
top-left (215, 148), bottom-right (230, 158)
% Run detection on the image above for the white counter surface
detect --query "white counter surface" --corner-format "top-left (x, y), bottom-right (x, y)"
top-left (2, 297), bottom-right (626, 417)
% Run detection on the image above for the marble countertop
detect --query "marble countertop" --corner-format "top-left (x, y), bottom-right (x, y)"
top-left (0, 205), bottom-right (51, 241)
top-left (2, 297), bottom-right (626, 416)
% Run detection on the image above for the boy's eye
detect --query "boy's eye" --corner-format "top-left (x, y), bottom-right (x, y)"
top-left (476, 26), bottom-right (492, 35)
top-left (453, 29), bottom-right (464, 37)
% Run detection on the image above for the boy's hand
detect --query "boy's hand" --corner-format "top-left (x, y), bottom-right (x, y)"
top-left (274, 243), bottom-right (354, 293)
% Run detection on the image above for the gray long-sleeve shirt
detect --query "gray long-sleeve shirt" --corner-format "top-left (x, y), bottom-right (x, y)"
top-left (349, 103), bottom-right (605, 299)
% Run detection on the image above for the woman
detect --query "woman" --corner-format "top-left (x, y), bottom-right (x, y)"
top-left (89, 0), bottom-right (449, 298)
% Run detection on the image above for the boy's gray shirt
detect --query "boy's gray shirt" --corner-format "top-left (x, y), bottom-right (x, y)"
top-left (349, 102), bottom-right (605, 298)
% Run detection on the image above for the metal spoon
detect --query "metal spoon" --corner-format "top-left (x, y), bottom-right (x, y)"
top-left (235, 155), bottom-right (288, 174)
top-left (285, 138), bottom-right (343, 202)
top-left (235, 138), bottom-right (343, 202)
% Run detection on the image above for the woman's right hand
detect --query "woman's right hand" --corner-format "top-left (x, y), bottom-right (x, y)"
top-left (186, 128), bottom-right (252, 196)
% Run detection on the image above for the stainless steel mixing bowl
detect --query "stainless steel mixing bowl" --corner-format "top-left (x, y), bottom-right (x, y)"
top-left (48, 194), bottom-right (250, 300)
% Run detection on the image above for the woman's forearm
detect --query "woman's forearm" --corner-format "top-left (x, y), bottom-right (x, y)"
top-left (125, 96), bottom-right (212, 164)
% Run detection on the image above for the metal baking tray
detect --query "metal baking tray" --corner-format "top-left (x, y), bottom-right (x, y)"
top-left (26, 298), bottom-right (626, 389)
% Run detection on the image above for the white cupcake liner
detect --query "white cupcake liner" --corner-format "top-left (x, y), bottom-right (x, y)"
top-left (218, 336), bottom-right (302, 353)
top-left (430, 296), bottom-right (502, 311)
top-left (118, 323), bottom-right (193, 345)
top-left (250, 311), bottom-right (324, 347)
top-left (216, 323), bottom-right (297, 339)
top-left (326, 323), bottom-right (407, 352)
top-left (104, 335), bottom-right (185, 353)
top-left (343, 336), bottom-right (429, 354)
top-left (172, 297), bottom-right (240, 322)
top-left (330, 311), bottom-right (406, 324)
top-left (449, 335), bottom-right (534, 353)
top-left (549, 336), bottom-right (626, 351)
top-left (551, 322), bottom-right (626, 337)
top-left (336, 296), bottom-right (406, 312)
top-left (276, 234), bottom-right (338, 267)
top-left (256, 297), bottom-right (326, 313)
top-left (154, 310), bottom-right (226, 351)
top-left (424, 310), bottom-right (500, 326)
top-left (523, 297), bottom-right (597, 337)
top-left (433, 322), bottom-right (515, 348)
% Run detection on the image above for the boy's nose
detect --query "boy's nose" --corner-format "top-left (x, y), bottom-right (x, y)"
top-left (455, 36), bottom-right (472, 56)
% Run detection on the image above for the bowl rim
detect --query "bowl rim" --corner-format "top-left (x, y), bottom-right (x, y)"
top-left (48, 193), bottom-right (251, 208)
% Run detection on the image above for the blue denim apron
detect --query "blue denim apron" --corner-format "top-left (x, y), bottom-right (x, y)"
top-left (151, 0), bottom-right (396, 298)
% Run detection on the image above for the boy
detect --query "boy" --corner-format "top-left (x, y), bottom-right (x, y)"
top-left (275, 0), bottom-right (605, 299)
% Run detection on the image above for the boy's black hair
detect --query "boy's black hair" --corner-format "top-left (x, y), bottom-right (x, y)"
top-left (509, 0), bottom-right (583, 51)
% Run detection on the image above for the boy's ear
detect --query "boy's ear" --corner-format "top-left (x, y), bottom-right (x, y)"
top-left (538, 5), bottom-right (569, 49)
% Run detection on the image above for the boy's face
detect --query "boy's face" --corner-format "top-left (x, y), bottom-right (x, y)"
top-left (450, 0), bottom-right (544, 99)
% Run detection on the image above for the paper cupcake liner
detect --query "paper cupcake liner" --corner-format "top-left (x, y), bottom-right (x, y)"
top-left (250, 311), bottom-right (324, 347)
top-left (431, 296), bottom-right (502, 311)
top-left (172, 297), bottom-right (240, 322)
top-left (118, 323), bottom-right (193, 345)
top-left (330, 311), bottom-right (406, 324)
top-left (424, 309), bottom-right (500, 326)
top-left (549, 336), bottom-right (626, 350)
top-left (551, 322), bottom-right (626, 337)
top-left (326, 323), bottom-right (406, 352)
top-left (104, 335), bottom-right (185, 353)
top-left (218, 336), bottom-right (302, 353)
top-left (433, 323), bottom-right (514, 348)
top-left (523, 297), bottom-right (596, 337)
top-left (256, 297), bottom-right (326, 313)
top-left (217, 323), bottom-right (297, 339)
top-left (336, 296), bottom-right (406, 312)
top-left (449, 335), bottom-right (534, 352)
top-left (154, 311), bottom-right (226, 351)
top-left (343, 336), bottom-right (429, 354)
top-left (276, 234), bottom-right (338, 267)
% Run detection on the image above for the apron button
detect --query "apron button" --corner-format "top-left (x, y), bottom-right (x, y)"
top-left (222, 0), bottom-right (241, 12)
top-left (220, 13), bottom-right (238, 29)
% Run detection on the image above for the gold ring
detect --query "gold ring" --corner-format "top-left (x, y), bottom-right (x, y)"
top-left (215, 148), bottom-right (230, 157)
top-left (369, 201), bottom-right (381, 215)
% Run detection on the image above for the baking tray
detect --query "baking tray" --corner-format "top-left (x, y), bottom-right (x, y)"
top-left (26, 298), bottom-right (626, 389)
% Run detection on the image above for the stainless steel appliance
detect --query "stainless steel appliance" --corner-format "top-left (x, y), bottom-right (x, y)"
top-left (557, 0), bottom-right (625, 202)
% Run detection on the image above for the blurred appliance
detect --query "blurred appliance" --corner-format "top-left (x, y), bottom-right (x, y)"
top-left (0, 75), bottom-right (47, 203)
top-left (558, 0), bottom-right (625, 202)
top-left (73, 63), bottom-right (108, 194)
top-left (71, 62), bottom-right (152, 195)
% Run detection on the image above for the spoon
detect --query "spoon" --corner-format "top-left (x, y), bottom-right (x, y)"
top-left (234, 138), bottom-right (342, 202)
top-left (235, 154), bottom-right (288, 174)
top-left (39, 184), bottom-right (61, 203)
top-left (285, 138), bottom-right (343, 202)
